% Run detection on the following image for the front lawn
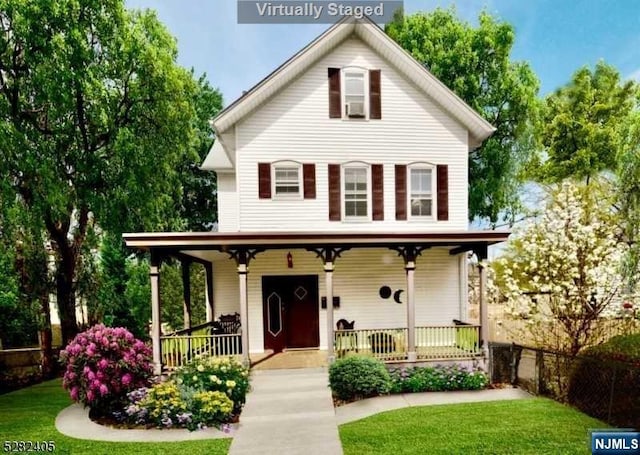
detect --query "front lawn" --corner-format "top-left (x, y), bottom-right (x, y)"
top-left (0, 379), bottom-right (231, 455)
top-left (340, 398), bottom-right (606, 454)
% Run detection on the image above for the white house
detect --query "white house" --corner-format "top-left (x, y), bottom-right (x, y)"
top-left (124, 16), bottom-right (508, 374)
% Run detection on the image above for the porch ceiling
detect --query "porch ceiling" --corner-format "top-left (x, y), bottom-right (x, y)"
top-left (123, 230), bottom-right (509, 258)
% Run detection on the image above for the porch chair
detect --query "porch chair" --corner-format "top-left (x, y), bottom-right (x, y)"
top-left (218, 313), bottom-right (241, 334)
top-left (210, 313), bottom-right (242, 356)
top-left (335, 319), bottom-right (358, 357)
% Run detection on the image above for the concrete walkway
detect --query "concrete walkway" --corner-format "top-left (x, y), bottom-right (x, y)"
top-left (55, 403), bottom-right (232, 442)
top-left (229, 367), bottom-right (342, 455)
top-left (335, 387), bottom-right (532, 425)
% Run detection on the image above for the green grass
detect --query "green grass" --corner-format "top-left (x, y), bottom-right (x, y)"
top-left (0, 379), bottom-right (231, 455)
top-left (340, 398), bottom-right (606, 454)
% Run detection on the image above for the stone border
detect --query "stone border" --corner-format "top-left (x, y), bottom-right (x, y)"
top-left (55, 404), bottom-right (235, 442)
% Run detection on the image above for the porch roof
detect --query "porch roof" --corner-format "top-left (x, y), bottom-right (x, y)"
top-left (123, 230), bottom-right (509, 255)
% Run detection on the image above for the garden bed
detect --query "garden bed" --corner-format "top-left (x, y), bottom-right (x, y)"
top-left (329, 355), bottom-right (489, 404)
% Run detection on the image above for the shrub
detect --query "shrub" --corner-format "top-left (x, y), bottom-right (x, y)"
top-left (568, 334), bottom-right (640, 429)
top-left (59, 324), bottom-right (153, 415)
top-left (123, 380), bottom-right (234, 431)
top-left (173, 356), bottom-right (250, 413)
top-left (389, 364), bottom-right (488, 393)
top-left (329, 355), bottom-right (391, 401)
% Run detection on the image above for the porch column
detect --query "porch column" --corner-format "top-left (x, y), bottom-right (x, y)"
top-left (237, 259), bottom-right (250, 366)
top-left (324, 261), bottom-right (335, 362)
top-left (308, 246), bottom-right (349, 364)
top-left (405, 258), bottom-right (417, 362)
top-left (392, 245), bottom-right (427, 363)
top-left (182, 259), bottom-right (192, 330)
top-left (474, 245), bottom-right (489, 356)
top-left (150, 251), bottom-right (162, 376)
top-left (204, 262), bottom-right (214, 323)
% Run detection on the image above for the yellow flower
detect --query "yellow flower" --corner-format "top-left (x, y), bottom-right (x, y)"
top-left (196, 364), bottom-right (205, 372)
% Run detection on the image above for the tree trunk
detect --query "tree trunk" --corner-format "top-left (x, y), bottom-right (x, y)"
top-left (38, 290), bottom-right (55, 378)
top-left (56, 245), bottom-right (79, 346)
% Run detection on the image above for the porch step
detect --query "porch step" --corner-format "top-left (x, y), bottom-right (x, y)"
top-left (251, 350), bottom-right (328, 370)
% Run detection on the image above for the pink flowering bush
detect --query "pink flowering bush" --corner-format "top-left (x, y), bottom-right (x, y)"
top-left (60, 324), bottom-right (153, 415)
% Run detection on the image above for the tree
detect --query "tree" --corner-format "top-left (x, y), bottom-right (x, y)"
top-left (386, 8), bottom-right (540, 223)
top-left (617, 107), bottom-right (640, 289)
top-left (533, 62), bottom-right (639, 183)
top-left (494, 182), bottom-right (637, 355)
top-left (0, 0), bottom-right (217, 344)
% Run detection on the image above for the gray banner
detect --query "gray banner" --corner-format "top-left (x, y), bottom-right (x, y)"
top-left (238, 1), bottom-right (404, 24)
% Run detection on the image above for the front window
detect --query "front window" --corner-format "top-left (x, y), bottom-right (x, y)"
top-left (410, 167), bottom-right (433, 218)
top-left (344, 166), bottom-right (368, 218)
top-left (273, 164), bottom-right (301, 197)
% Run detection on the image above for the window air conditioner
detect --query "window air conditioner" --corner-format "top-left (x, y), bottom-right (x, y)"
top-left (346, 101), bottom-right (365, 118)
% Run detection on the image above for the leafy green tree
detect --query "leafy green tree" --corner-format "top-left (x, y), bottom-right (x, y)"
top-left (386, 8), bottom-right (540, 223)
top-left (533, 62), bottom-right (639, 183)
top-left (0, 0), bottom-right (220, 344)
top-left (617, 111), bottom-right (640, 289)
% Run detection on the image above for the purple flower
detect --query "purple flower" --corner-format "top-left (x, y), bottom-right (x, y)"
top-left (122, 373), bottom-right (133, 386)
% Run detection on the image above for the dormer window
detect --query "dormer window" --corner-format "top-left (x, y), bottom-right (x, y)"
top-left (328, 68), bottom-right (381, 120)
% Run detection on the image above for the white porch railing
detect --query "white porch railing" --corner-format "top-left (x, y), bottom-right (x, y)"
top-left (335, 325), bottom-right (481, 362)
top-left (160, 333), bottom-right (242, 370)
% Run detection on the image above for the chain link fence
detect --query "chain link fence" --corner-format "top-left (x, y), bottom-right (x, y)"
top-left (489, 342), bottom-right (639, 429)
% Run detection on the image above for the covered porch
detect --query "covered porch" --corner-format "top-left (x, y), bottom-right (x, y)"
top-left (123, 231), bottom-right (508, 374)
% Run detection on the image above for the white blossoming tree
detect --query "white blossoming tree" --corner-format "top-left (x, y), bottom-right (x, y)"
top-left (493, 181), bottom-right (637, 355)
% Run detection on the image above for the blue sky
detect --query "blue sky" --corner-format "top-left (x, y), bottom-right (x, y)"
top-left (126, 0), bottom-right (640, 106)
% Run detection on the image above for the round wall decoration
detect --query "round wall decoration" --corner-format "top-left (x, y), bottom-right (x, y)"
top-left (379, 286), bottom-right (392, 299)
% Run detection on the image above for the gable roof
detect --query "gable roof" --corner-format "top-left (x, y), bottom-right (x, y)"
top-left (206, 16), bottom-right (496, 170)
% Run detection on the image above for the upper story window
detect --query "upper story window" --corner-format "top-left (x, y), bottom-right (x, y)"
top-left (273, 163), bottom-right (302, 197)
top-left (409, 166), bottom-right (435, 218)
top-left (328, 68), bottom-right (381, 120)
top-left (258, 162), bottom-right (315, 200)
top-left (343, 69), bottom-right (367, 118)
top-left (343, 165), bottom-right (369, 219)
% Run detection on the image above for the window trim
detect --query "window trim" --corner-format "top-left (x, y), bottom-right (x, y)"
top-left (341, 67), bottom-right (369, 120)
top-left (407, 164), bottom-right (437, 221)
top-left (271, 161), bottom-right (303, 199)
top-left (342, 163), bottom-right (371, 221)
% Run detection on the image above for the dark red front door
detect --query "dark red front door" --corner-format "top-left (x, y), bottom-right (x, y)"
top-left (262, 275), bottom-right (319, 352)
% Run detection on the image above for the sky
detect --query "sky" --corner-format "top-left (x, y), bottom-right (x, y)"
top-left (125, 0), bottom-right (640, 106)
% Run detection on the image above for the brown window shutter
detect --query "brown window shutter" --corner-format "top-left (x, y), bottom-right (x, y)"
top-left (328, 164), bottom-right (341, 221)
top-left (369, 69), bottom-right (381, 120)
top-left (437, 164), bottom-right (449, 221)
top-left (372, 164), bottom-right (384, 220)
top-left (258, 163), bottom-right (271, 199)
top-left (328, 68), bottom-right (341, 119)
top-left (303, 163), bottom-right (316, 199)
top-left (395, 165), bottom-right (407, 220)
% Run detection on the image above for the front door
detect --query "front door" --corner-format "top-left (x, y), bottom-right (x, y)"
top-left (262, 275), bottom-right (319, 353)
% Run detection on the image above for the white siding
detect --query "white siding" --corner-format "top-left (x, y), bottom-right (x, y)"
top-left (212, 247), bottom-right (461, 353)
top-left (231, 37), bottom-right (469, 232)
top-left (216, 173), bottom-right (239, 232)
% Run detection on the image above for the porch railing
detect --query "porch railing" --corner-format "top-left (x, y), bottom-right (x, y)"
top-left (335, 325), bottom-right (481, 362)
top-left (161, 330), bottom-right (242, 370)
